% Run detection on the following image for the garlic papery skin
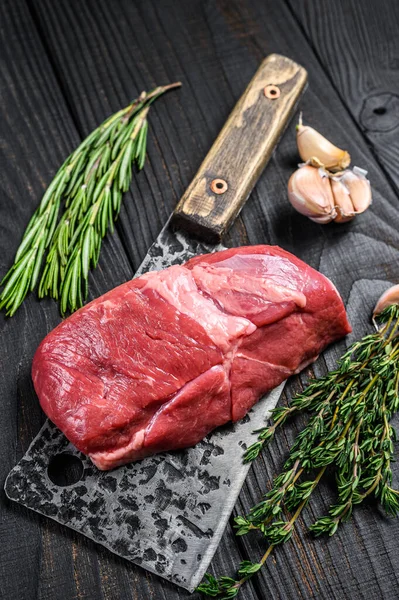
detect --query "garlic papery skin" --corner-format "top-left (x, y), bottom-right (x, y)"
top-left (338, 168), bottom-right (372, 214)
top-left (288, 165), bottom-right (336, 223)
top-left (296, 119), bottom-right (351, 172)
top-left (330, 178), bottom-right (355, 223)
top-left (373, 284), bottom-right (399, 316)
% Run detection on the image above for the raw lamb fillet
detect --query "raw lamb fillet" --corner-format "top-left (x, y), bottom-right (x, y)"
top-left (32, 245), bottom-right (351, 470)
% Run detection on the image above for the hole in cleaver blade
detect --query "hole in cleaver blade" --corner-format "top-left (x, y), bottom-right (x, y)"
top-left (4, 384), bottom-right (284, 592)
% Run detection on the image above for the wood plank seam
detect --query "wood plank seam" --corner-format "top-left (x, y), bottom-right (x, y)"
top-left (26, 0), bottom-right (85, 139)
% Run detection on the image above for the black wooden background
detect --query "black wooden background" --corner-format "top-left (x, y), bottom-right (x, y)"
top-left (1, 1), bottom-right (399, 599)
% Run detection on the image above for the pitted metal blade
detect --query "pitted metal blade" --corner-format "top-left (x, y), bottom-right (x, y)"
top-left (5, 220), bottom-right (284, 592)
top-left (136, 217), bottom-right (224, 274)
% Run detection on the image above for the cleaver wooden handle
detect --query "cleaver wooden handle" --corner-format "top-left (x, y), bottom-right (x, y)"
top-left (171, 54), bottom-right (308, 242)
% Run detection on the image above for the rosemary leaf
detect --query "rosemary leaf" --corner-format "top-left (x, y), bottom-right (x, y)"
top-left (0, 81), bottom-right (181, 316)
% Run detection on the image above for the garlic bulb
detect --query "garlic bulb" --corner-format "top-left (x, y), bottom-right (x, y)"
top-left (373, 284), bottom-right (399, 316)
top-left (296, 116), bottom-right (351, 172)
top-left (287, 165), bottom-right (372, 224)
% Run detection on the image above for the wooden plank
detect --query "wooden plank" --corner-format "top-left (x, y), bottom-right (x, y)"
top-left (0, 2), bottom-right (134, 600)
top-left (286, 0), bottom-right (399, 192)
top-left (1, 0), bottom-right (398, 600)
top-left (207, 2), bottom-right (399, 599)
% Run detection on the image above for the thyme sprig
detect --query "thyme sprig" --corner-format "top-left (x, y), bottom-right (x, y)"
top-left (198, 305), bottom-right (399, 599)
top-left (0, 82), bottom-right (181, 316)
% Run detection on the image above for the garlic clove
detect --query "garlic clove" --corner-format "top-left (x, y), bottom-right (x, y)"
top-left (330, 178), bottom-right (355, 223)
top-left (373, 284), bottom-right (399, 316)
top-left (339, 168), bottom-right (372, 214)
top-left (296, 118), bottom-right (351, 172)
top-left (288, 165), bottom-right (336, 223)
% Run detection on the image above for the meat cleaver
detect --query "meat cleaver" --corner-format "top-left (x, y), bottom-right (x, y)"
top-left (5, 55), bottom-right (307, 592)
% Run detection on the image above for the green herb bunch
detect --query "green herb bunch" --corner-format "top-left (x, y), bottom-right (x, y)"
top-left (198, 304), bottom-right (399, 599)
top-left (0, 82), bottom-right (180, 316)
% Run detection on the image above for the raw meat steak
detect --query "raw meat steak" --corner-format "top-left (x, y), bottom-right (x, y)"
top-left (32, 246), bottom-right (351, 470)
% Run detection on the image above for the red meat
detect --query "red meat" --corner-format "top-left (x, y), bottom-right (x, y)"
top-left (32, 246), bottom-right (351, 470)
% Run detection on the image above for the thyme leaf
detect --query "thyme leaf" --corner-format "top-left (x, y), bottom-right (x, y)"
top-left (198, 305), bottom-right (399, 598)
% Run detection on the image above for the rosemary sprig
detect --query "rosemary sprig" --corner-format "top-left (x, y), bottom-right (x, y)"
top-left (0, 82), bottom-right (181, 316)
top-left (198, 305), bottom-right (399, 599)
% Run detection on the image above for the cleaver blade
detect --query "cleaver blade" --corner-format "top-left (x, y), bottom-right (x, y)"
top-left (5, 54), bottom-right (307, 592)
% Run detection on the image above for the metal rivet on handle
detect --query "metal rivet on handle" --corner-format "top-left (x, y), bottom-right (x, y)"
top-left (264, 84), bottom-right (280, 99)
top-left (210, 178), bottom-right (228, 194)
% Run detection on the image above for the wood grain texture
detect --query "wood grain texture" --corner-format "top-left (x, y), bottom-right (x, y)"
top-left (172, 54), bottom-right (307, 241)
top-left (286, 0), bottom-right (399, 192)
top-left (1, 0), bottom-right (399, 599)
top-left (0, 2), bottom-right (138, 600)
